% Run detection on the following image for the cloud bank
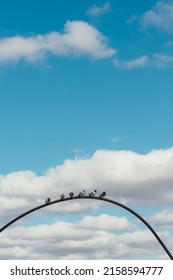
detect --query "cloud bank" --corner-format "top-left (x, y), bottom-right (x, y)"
top-left (1, 147), bottom-right (173, 221)
top-left (1, 217), bottom-right (171, 260)
top-left (1, 14), bottom-right (172, 70)
top-left (1, 147), bottom-right (173, 259)
top-left (0, 21), bottom-right (116, 65)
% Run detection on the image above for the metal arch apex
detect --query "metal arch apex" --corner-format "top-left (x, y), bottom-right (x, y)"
top-left (0, 195), bottom-right (173, 260)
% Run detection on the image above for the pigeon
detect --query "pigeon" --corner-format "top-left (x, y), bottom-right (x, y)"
top-left (99, 191), bottom-right (106, 198)
top-left (45, 197), bottom-right (51, 204)
top-left (60, 193), bottom-right (65, 200)
top-left (89, 190), bottom-right (97, 197)
top-left (78, 190), bottom-right (86, 197)
top-left (69, 192), bottom-right (74, 198)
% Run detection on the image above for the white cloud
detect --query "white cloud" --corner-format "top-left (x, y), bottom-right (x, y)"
top-left (0, 217), bottom-right (171, 260)
top-left (0, 21), bottom-right (116, 65)
top-left (153, 209), bottom-right (173, 228)
top-left (108, 135), bottom-right (127, 144)
top-left (152, 53), bottom-right (173, 67)
top-left (113, 53), bottom-right (173, 69)
top-left (1, 147), bottom-right (173, 260)
top-left (140, 1), bottom-right (173, 32)
top-left (86, 2), bottom-right (111, 17)
top-left (78, 214), bottom-right (135, 231)
top-left (113, 55), bottom-right (149, 69)
top-left (1, 147), bottom-right (173, 225)
top-left (127, 15), bottom-right (138, 24)
top-left (109, 136), bottom-right (121, 143)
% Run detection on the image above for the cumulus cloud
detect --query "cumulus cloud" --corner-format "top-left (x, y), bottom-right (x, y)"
top-left (0, 218), bottom-right (171, 260)
top-left (78, 214), bottom-right (135, 231)
top-left (86, 2), bottom-right (111, 17)
top-left (1, 147), bottom-right (173, 224)
top-left (140, 1), bottom-right (173, 32)
top-left (0, 21), bottom-right (116, 65)
top-left (1, 147), bottom-right (173, 259)
top-left (153, 209), bottom-right (173, 228)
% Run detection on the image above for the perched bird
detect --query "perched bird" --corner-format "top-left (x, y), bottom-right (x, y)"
top-left (45, 197), bottom-right (51, 204)
top-left (60, 193), bottom-right (65, 200)
top-left (78, 190), bottom-right (86, 197)
top-left (99, 191), bottom-right (106, 198)
top-left (89, 190), bottom-right (97, 197)
top-left (69, 192), bottom-right (74, 198)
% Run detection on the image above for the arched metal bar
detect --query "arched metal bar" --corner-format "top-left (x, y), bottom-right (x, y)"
top-left (0, 195), bottom-right (172, 260)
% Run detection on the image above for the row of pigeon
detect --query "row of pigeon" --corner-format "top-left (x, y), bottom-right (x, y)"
top-left (45, 190), bottom-right (106, 204)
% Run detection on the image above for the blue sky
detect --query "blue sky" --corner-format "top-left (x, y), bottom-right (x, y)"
top-left (0, 0), bottom-right (173, 260)
top-left (0, 0), bottom-right (173, 174)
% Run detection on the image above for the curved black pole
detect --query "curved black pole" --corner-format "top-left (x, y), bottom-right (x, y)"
top-left (0, 195), bottom-right (173, 260)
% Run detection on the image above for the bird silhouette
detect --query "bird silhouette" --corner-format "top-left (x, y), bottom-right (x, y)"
top-left (60, 193), bottom-right (65, 200)
top-left (69, 192), bottom-right (74, 198)
top-left (78, 190), bottom-right (86, 197)
top-left (99, 191), bottom-right (106, 198)
top-left (89, 190), bottom-right (97, 197)
top-left (45, 197), bottom-right (51, 204)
